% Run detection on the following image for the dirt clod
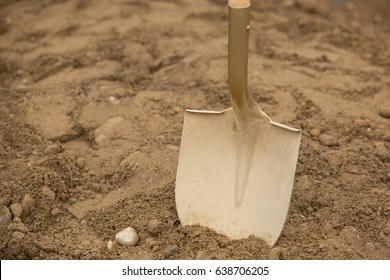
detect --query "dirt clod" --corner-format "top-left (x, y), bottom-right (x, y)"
top-left (44, 143), bottom-right (62, 155)
top-left (21, 194), bottom-right (36, 218)
top-left (147, 219), bottom-right (164, 236)
top-left (7, 222), bottom-right (29, 233)
top-left (0, 206), bottom-right (12, 230)
top-left (9, 203), bottom-right (23, 219)
top-left (319, 134), bottom-right (338, 147)
top-left (378, 107), bottom-right (390, 119)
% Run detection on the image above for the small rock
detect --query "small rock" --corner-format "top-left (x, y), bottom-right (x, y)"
top-left (8, 222), bottom-right (29, 233)
top-left (115, 227), bottom-right (139, 246)
top-left (107, 240), bottom-right (114, 252)
top-left (13, 217), bottom-right (21, 223)
top-left (147, 219), bottom-right (163, 236)
top-left (164, 245), bottom-right (179, 258)
top-left (41, 186), bottom-right (56, 202)
top-left (309, 128), bottom-right (321, 137)
top-left (268, 247), bottom-right (282, 260)
top-left (11, 231), bottom-right (26, 240)
top-left (0, 206), bottom-right (12, 230)
top-left (51, 208), bottom-right (61, 217)
top-left (365, 242), bottom-right (376, 251)
top-left (379, 107), bottom-right (390, 119)
top-left (107, 96), bottom-right (121, 105)
top-left (44, 143), bottom-right (62, 155)
top-left (9, 203), bottom-right (23, 218)
top-left (319, 134), bottom-right (338, 147)
top-left (387, 173), bottom-right (390, 180)
top-left (75, 157), bottom-right (86, 169)
top-left (21, 194), bottom-right (36, 217)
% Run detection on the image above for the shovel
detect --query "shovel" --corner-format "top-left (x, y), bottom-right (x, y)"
top-left (175, 0), bottom-right (301, 246)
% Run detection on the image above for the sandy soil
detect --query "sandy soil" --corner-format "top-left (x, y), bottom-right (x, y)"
top-left (0, 0), bottom-right (389, 260)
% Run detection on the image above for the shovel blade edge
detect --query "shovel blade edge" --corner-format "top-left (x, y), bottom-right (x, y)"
top-left (175, 108), bottom-right (301, 246)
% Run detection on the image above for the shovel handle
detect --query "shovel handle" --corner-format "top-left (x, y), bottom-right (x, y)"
top-left (228, 0), bottom-right (251, 8)
top-left (228, 1), bottom-right (269, 130)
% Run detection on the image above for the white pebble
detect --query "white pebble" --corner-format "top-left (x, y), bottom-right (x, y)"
top-left (107, 96), bottom-right (121, 105)
top-left (115, 227), bottom-right (139, 247)
top-left (107, 240), bottom-right (114, 251)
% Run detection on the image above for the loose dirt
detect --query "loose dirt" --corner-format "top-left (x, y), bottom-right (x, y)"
top-left (0, 0), bottom-right (389, 260)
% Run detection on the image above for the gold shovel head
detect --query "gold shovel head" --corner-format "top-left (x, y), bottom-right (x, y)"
top-left (175, 108), bottom-right (301, 246)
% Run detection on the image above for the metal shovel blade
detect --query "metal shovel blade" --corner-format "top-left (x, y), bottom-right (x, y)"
top-left (175, 2), bottom-right (301, 246)
top-left (175, 108), bottom-right (301, 246)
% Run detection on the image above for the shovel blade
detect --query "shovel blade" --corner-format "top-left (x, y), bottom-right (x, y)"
top-left (175, 108), bottom-right (301, 246)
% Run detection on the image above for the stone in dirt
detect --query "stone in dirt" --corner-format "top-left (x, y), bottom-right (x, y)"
top-left (164, 245), bottom-right (179, 257)
top-left (107, 240), bottom-right (114, 251)
top-left (0, 206), bottom-right (12, 230)
top-left (115, 227), bottom-right (139, 246)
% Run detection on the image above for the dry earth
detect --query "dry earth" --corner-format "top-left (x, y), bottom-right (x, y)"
top-left (0, 0), bottom-right (389, 259)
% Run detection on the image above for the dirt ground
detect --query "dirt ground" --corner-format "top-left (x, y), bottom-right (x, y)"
top-left (0, 0), bottom-right (389, 260)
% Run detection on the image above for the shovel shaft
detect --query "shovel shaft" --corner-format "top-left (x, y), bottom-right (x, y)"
top-left (228, 0), bottom-right (251, 8)
top-left (228, 5), bottom-right (269, 130)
